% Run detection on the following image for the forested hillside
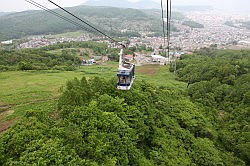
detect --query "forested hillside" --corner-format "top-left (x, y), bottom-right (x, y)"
top-left (0, 6), bottom-right (183, 41)
top-left (171, 49), bottom-right (250, 165)
top-left (0, 49), bottom-right (249, 165)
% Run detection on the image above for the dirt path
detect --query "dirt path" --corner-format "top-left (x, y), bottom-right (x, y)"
top-left (136, 65), bottom-right (160, 75)
top-left (0, 97), bottom-right (56, 134)
top-left (0, 104), bottom-right (15, 133)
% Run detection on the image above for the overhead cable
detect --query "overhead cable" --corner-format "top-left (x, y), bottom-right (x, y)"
top-left (47, 0), bottom-right (119, 44)
top-left (167, 0), bottom-right (171, 58)
top-left (161, 0), bottom-right (166, 47)
top-left (25, 0), bottom-right (96, 34)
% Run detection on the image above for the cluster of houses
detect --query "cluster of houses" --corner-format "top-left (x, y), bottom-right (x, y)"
top-left (151, 52), bottom-right (185, 65)
top-left (82, 51), bottom-right (186, 66)
top-left (82, 52), bottom-right (185, 66)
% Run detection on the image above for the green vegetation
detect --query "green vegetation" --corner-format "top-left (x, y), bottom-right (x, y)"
top-left (0, 48), bottom-right (249, 165)
top-left (182, 21), bottom-right (204, 29)
top-left (0, 41), bottom-right (157, 71)
top-left (0, 76), bottom-right (231, 165)
top-left (0, 6), bottom-right (183, 41)
top-left (0, 41), bottom-right (120, 71)
top-left (170, 49), bottom-right (250, 165)
top-left (0, 64), bottom-right (117, 118)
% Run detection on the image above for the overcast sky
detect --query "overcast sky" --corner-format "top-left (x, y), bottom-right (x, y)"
top-left (1, 0), bottom-right (250, 14)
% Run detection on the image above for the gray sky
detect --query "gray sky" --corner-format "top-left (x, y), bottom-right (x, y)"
top-left (1, 0), bottom-right (250, 14)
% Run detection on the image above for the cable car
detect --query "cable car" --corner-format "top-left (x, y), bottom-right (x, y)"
top-left (116, 49), bottom-right (135, 90)
top-left (26, 0), bottom-right (171, 91)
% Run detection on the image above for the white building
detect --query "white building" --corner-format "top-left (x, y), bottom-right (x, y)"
top-left (238, 40), bottom-right (250, 46)
top-left (151, 55), bottom-right (166, 62)
top-left (1, 40), bottom-right (13, 44)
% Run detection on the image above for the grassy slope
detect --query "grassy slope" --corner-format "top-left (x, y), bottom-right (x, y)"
top-left (0, 64), bottom-right (185, 118)
top-left (137, 65), bottom-right (186, 90)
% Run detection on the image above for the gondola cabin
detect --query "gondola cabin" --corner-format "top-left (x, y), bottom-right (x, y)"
top-left (117, 63), bottom-right (135, 90)
top-left (116, 48), bottom-right (135, 90)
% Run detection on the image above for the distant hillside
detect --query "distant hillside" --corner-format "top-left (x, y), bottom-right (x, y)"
top-left (225, 21), bottom-right (250, 30)
top-left (0, 6), bottom-right (183, 41)
top-left (83, 0), bottom-right (160, 9)
top-left (174, 6), bottom-right (213, 12)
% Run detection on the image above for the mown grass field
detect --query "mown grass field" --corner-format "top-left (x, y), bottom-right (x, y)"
top-left (0, 63), bottom-right (186, 132)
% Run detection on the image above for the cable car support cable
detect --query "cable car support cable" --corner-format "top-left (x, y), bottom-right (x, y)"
top-left (167, 0), bottom-right (171, 60)
top-left (25, 0), bottom-right (97, 34)
top-left (160, 0), bottom-right (166, 47)
top-left (47, 0), bottom-right (120, 45)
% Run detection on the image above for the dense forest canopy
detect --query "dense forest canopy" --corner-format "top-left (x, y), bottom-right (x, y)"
top-left (0, 48), bottom-right (249, 165)
top-left (171, 49), bottom-right (250, 165)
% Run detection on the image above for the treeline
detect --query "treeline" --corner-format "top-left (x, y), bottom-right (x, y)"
top-left (0, 41), bottom-right (119, 71)
top-left (0, 48), bottom-right (79, 71)
top-left (170, 49), bottom-right (250, 165)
